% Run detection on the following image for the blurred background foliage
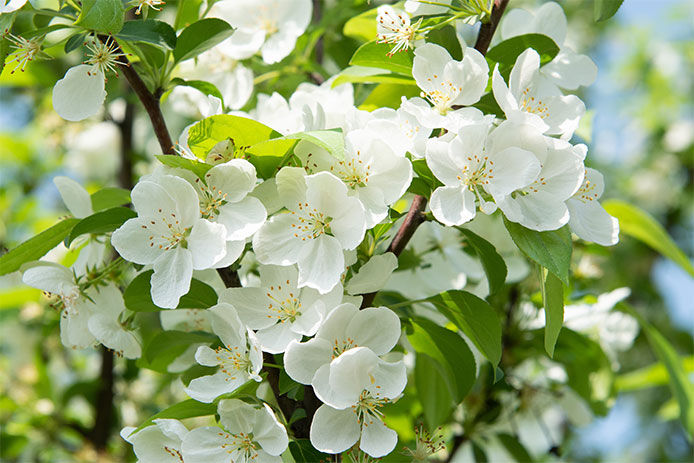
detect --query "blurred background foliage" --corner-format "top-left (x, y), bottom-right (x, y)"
top-left (0, 0), bottom-right (692, 462)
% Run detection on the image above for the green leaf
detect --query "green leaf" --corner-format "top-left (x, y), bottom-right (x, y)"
top-left (594, 0), bottom-right (624, 22)
top-left (618, 303), bottom-right (694, 438)
top-left (604, 200), bottom-right (694, 278)
top-left (459, 228), bottom-right (507, 295)
top-left (427, 290), bottom-right (502, 368)
top-left (415, 353), bottom-right (454, 428)
top-left (289, 439), bottom-right (332, 463)
top-left (540, 268), bottom-right (564, 358)
top-left (616, 357), bottom-right (694, 391)
top-left (141, 330), bottom-right (216, 372)
top-left (486, 33), bottom-right (559, 68)
top-left (117, 19), bottom-right (177, 49)
top-left (359, 82), bottom-right (420, 111)
top-left (124, 270), bottom-right (218, 312)
top-left (0, 219), bottom-right (79, 276)
top-left (472, 92), bottom-right (504, 118)
top-left (187, 115), bottom-right (283, 157)
top-left (133, 399), bottom-right (217, 433)
top-left (90, 187), bottom-right (131, 211)
top-left (66, 207), bottom-right (136, 246)
top-left (0, 36), bottom-right (9, 78)
top-left (174, 0), bottom-right (204, 30)
top-left (283, 129), bottom-right (345, 160)
top-left (155, 154), bottom-right (213, 179)
top-left (350, 40), bottom-right (413, 76)
top-left (332, 66), bottom-right (417, 87)
top-left (173, 18), bottom-right (234, 63)
top-left (408, 318), bottom-right (476, 402)
top-left (170, 78), bottom-right (224, 105)
top-left (497, 433), bottom-right (534, 462)
top-left (472, 442), bottom-right (488, 463)
top-left (504, 219), bottom-right (572, 286)
top-left (64, 33), bottom-right (86, 54)
top-left (75, 0), bottom-right (125, 34)
top-left (343, 6), bottom-right (377, 42)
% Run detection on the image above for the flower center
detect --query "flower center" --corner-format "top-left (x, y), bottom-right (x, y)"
top-left (331, 337), bottom-right (357, 359)
top-left (215, 345), bottom-right (252, 381)
top-left (84, 37), bottom-right (125, 77)
top-left (133, 0), bottom-right (166, 15)
top-left (290, 203), bottom-right (333, 241)
top-left (163, 446), bottom-right (184, 462)
top-left (266, 281), bottom-right (302, 323)
top-left (194, 176), bottom-right (228, 220)
top-left (141, 209), bottom-right (190, 251)
top-left (574, 177), bottom-right (599, 203)
top-left (520, 88), bottom-right (550, 119)
top-left (352, 390), bottom-right (389, 426)
top-left (330, 150), bottom-right (371, 189)
top-left (5, 34), bottom-right (43, 74)
top-left (421, 78), bottom-right (462, 114)
top-left (220, 431), bottom-right (258, 461)
top-left (377, 12), bottom-right (421, 56)
top-left (456, 154), bottom-right (494, 189)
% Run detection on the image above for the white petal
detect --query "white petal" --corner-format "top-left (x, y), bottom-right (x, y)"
top-left (369, 359), bottom-right (408, 399)
top-left (310, 405), bottom-right (360, 454)
top-left (217, 196), bottom-right (267, 241)
top-left (208, 303), bottom-right (246, 348)
top-left (492, 64), bottom-right (518, 114)
top-left (252, 214), bottom-right (306, 265)
top-left (152, 418), bottom-right (189, 441)
top-left (296, 235), bottom-right (344, 294)
top-left (451, 47), bottom-right (489, 106)
top-left (290, 301), bottom-right (323, 336)
top-left (412, 43), bottom-right (452, 94)
top-left (254, 403), bottom-right (289, 455)
top-left (328, 347), bottom-right (380, 407)
top-left (359, 418), bottom-right (398, 457)
top-left (111, 218), bottom-right (163, 265)
top-left (21, 262), bottom-right (76, 295)
top-left (53, 176), bottom-right (92, 218)
top-left (430, 185), bottom-right (477, 226)
top-left (181, 427), bottom-right (228, 463)
top-left (185, 370), bottom-right (245, 403)
top-left (346, 253), bottom-right (398, 295)
top-left (52, 65), bottom-right (106, 121)
top-left (276, 166), bottom-right (308, 209)
top-left (509, 49), bottom-right (540, 98)
top-left (261, 28), bottom-right (299, 64)
top-left (206, 159), bottom-right (257, 203)
top-left (224, 287), bottom-right (276, 330)
top-left (60, 301), bottom-right (95, 349)
top-left (188, 219), bottom-right (228, 269)
top-left (217, 399), bottom-right (257, 434)
top-left (88, 314), bottom-right (142, 359)
top-left (534, 2), bottom-right (567, 45)
top-left (255, 322), bottom-right (301, 354)
top-left (541, 48), bottom-right (597, 90)
top-left (567, 199), bottom-right (619, 246)
top-left (283, 338), bottom-right (332, 384)
top-left (151, 247), bottom-right (194, 309)
top-left (212, 240), bottom-right (246, 269)
top-left (347, 307), bottom-right (401, 356)
top-left (485, 147), bottom-right (542, 199)
top-left (316, 302), bottom-right (357, 342)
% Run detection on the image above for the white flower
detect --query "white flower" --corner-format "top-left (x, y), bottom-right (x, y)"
top-left (500, 2), bottom-right (597, 90)
top-left (310, 347), bottom-right (407, 457)
top-left (252, 168), bottom-right (367, 294)
top-left (121, 419), bottom-right (189, 463)
top-left (346, 253), bottom-right (398, 295)
top-left (247, 92), bottom-right (305, 135)
top-left (297, 129), bottom-right (413, 227)
top-left (21, 261), bottom-right (96, 349)
top-left (0, 0), bottom-right (27, 13)
top-left (408, 43), bottom-right (488, 128)
top-left (289, 78), bottom-right (356, 130)
top-left (283, 303), bottom-right (401, 387)
top-left (222, 264), bottom-right (343, 353)
top-left (52, 65), bottom-right (107, 121)
top-left (494, 131), bottom-right (586, 231)
top-left (370, 105), bottom-right (432, 158)
top-left (111, 175), bottom-right (227, 308)
top-left (182, 160), bottom-right (267, 268)
top-left (181, 399), bottom-right (288, 463)
top-left (209, 0), bottom-right (312, 64)
top-left (492, 49), bottom-right (586, 138)
top-left (566, 168), bottom-right (619, 246)
top-left (184, 303), bottom-right (262, 403)
top-left (376, 5), bottom-right (421, 55)
top-left (87, 283), bottom-right (142, 359)
top-left (426, 120), bottom-right (542, 226)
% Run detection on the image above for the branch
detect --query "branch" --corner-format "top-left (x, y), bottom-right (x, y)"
top-left (359, 0), bottom-right (510, 309)
top-left (110, 40), bottom-right (175, 155)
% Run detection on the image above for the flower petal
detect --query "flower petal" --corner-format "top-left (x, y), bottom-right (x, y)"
top-left (151, 247), bottom-right (194, 309)
top-left (254, 403), bottom-right (289, 455)
top-left (188, 219), bottom-right (228, 269)
top-left (430, 185), bottom-right (477, 226)
top-left (347, 307), bottom-right (401, 356)
top-left (296, 235), bottom-right (344, 294)
top-left (310, 405), bottom-right (360, 454)
top-left (359, 418), bottom-right (398, 457)
top-left (52, 65), bottom-right (106, 121)
top-left (53, 176), bottom-right (92, 218)
top-left (284, 338), bottom-right (332, 384)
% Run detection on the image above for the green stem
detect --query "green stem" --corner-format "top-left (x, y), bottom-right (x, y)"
top-left (263, 362), bottom-right (284, 370)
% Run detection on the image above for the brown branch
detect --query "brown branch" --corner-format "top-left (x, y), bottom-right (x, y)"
top-left (359, 0), bottom-right (510, 310)
top-left (90, 347), bottom-right (115, 450)
top-left (109, 39), bottom-right (175, 155)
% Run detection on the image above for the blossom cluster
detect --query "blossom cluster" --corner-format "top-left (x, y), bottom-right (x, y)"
top-left (11, 0), bottom-right (629, 460)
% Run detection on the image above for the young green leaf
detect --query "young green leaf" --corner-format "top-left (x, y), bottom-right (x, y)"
top-left (283, 129), bottom-right (345, 160)
top-left (117, 19), bottom-right (177, 50)
top-left (619, 303), bottom-right (694, 438)
top-left (66, 207), bottom-right (137, 246)
top-left (289, 439), bottom-right (333, 463)
top-left (540, 268), bottom-right (564, 358)
top-left (154, 154), bottom-right (213, 180)
top-left (64, 33), bottom-right (86, 54)
top-left (497, 433), bottom-right (534, 462)
top-left (0, 219), bottom-right (79, 276)
top-left (414, 353), bottom-right (454, 428)
top-left (486, 33), bottom-right (560, 69)
top-left (604, 200), bottom-right (694, 277)
top-left (132, 399), bottom-right (217, 433)
top-left (504, 219), bottom-right (572, 286)
top-left (349, 40), bottom-right (414, 76)
top-left (74, 0), bottom-right (125, 34)
top-left (343, 6), bottom-right (377, 42)
top-left (169, 78), bottom-right (224, 106)
top-left (187, 114), bottom-right (283, 158)
top-left (427, 290), bottom-right (502, 368)
top-left (173, 18), bottom-right (234, 63)
top-left (458, 228), bottom-right (507, 295)
top-left (594, 0), bottom-right (624, 22)
top-left (141, 330), bottom-right (216, 373)
top-left (90, 187), bottom-right (131, 211)
top-left (124, 270), bottom-right (218, 311)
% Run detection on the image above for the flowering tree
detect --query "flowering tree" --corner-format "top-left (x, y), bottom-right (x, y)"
top-left (1, 0), bottom-right (692, 461)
